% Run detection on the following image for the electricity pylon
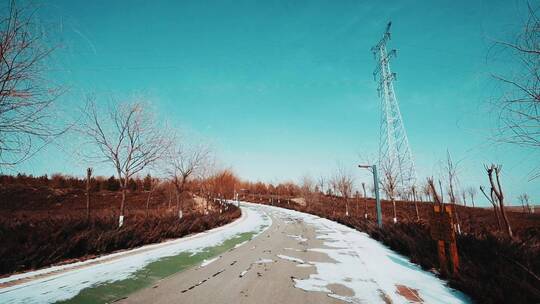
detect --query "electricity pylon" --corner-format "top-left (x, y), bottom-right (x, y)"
top-left (371, 22), bottom-right (417, 195)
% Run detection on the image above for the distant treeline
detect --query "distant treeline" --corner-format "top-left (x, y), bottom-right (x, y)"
top-left (0, 173), bottom-right (153, 192)
top-left (0, 172), bottom-right (303, 198)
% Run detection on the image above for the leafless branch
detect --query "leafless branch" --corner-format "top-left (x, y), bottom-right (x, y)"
top-left (0, 1), bottom-right (64, 166)
top-left (492, 4), bottom-right (540, 179)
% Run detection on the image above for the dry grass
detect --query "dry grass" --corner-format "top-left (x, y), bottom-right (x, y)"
top-left (0, 184), bottom-right (240, 276)
top-left (246, 194), bottom-right (540, 304)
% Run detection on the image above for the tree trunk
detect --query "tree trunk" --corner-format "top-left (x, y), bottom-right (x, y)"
top-left (452, 202), bottom-right (461, 234)
top-left (364, 197), bottom-right (368, 219)
top-left (120, 187), bottom-right (126, 216)
top-left (168, 186), bottom-right (172, 209)
top-left (119, 186), bottom-right (126, 227)
top-left (145, 190), bottom-right (152, 217)
top-left (392, 198), bottom-right (397, 223)
top-left (86, 168), bottom-right (91, 221)
top-left (492, 203), bottom-right (502, 230)
top-left (175, 189), bottom-right (180, 212)
top-left (362, 185), bottom-right (368, 219)
top-left (488, 166), bottom-right (513, 237)
top-left (498, 199), bottom-right (513, 237)
top-left (412, 188), bottom-right (419, 221)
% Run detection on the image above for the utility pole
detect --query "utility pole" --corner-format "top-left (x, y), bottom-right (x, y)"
top-left (371, 22), bottom-right (417, 194)
top-left (359, 164), bottom-right (383, 228)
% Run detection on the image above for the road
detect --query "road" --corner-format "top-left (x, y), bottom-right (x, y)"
top-left (0, 203), bottom-right (470, 304)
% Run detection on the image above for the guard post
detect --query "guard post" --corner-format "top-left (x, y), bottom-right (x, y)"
top-left (429, 204), bottom-right (459, 277)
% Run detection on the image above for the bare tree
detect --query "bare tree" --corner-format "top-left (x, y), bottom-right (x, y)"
top-left (80, 99), bottom-right (169, 226)
top-left (444, 152), bottom-right (462, 234)
top-left (411, 185), bottom-right (420, 221)
top-left (422, 182), bottom-right (432, 203)
top-left (461, 190), bottom-right (467, 206)
top-left (380, 159), bottom-right (399, 223)
top-left (492, 4), bottom-right (540, 179)
top-left (0, 1), bottom-right (64, 167)
top-left (331, 166), bottom-right (354, 217)
top-left (485, 164), bottom-right (513, 237)
top-left (168, 139), bottom-right (211, 219)
top-left (353, 190), bottom-right (361, 216)
top-left (362, 182), bottom-right (368, 219)
top-left (145, 177), bottom-right (160, 217)
top-left (480, 185), bottom-right (502, 231)
top-left (300, 174), bottom-right (316, 207)
top-left (317, 176), bottom-right (326, 195)
top-left (166, 181), bottom-right (174, 209)
top-left (467, 186), bottom-right (477, 207)
top-left (518, 193), bottom-right (531, 214)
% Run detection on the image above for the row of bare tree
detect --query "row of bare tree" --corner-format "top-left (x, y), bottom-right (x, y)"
top-left (78, 98), bottom-right (229, 225)
top-left (291, 152), bottom-right (528, 240)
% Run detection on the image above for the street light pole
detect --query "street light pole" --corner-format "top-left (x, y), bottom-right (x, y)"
top-left (359, 164), bottom-right (383, 228)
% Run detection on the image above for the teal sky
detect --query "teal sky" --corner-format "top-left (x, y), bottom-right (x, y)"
top-left (13, 0), bottom-right (539, 205)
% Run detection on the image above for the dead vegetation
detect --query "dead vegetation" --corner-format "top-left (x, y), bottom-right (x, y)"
top-left (0, 173), bottom-right (241, 276)
top-left (242, 192), bottom-right (540, 304)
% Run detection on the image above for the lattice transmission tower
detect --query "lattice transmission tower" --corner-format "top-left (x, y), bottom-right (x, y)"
top-left (371, 22), bottom-right (417, 195)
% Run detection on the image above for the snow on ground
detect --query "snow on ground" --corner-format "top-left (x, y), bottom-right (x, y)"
top-left (0, 204), bottom-right (271, 304)
top-left (262, 204), bottom-right (470, 304)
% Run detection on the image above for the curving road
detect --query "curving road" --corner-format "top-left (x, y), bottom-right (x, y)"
top-left (0, 203), bottom-right (470, 304)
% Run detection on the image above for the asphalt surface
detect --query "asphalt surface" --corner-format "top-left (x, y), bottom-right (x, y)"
top-left (119, 206), bottom-right (345, 304)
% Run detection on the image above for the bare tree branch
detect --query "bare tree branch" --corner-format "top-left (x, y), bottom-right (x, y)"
top-left (0, 1), bottom-right (64, 166)
top-left (492, 4), bottom-right (540, 179)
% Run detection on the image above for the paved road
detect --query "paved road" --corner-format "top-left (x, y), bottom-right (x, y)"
top-left (120, 204), bottom-right (469, 304)
top-left (120, 205), bottom-right (344, 304)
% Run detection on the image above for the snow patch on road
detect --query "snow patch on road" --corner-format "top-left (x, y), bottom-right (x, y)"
top-left (262, 205), bottom-right (470, 304)
top-left (0, 204), bottom-right (271, 304)
top-left (234, 240), bottom-right (249, 249)
top-left (287, 234), bottom-right (307, 242)
top-left (284, 247), bottom-right (303, 252)
top-left (254, 258), bottom-right (274, 264)
top-left (200, 256), bottom-right (220, 267)
top-left (277, 254), bottom-right (305, 264)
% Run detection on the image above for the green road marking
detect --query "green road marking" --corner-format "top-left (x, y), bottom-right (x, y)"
top-left (57, 231), bottom-right (258, 304)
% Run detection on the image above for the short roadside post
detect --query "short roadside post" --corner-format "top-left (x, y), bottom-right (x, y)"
top-left (429, 204), bottom-right (459, 277)
top-left (358, 164), bottom-right (383, 228)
